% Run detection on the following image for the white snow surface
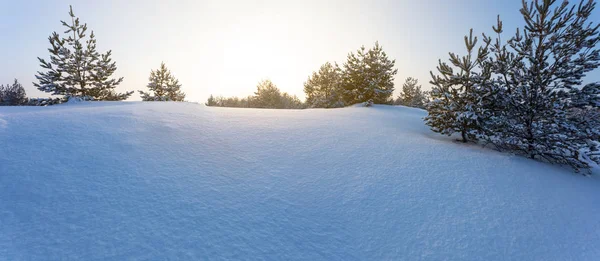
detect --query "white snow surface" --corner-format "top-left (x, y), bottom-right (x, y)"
top-left (1, 102), bottom-right (600, 260)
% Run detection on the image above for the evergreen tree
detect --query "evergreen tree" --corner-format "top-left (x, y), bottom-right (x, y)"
top-left (281, 93), bottom-right (305, 109)
top-left (470, 16), bottom-right (515, 145)
top-left (34, 5), bottom-right (132, 100)
top-left (206, 94), bottom-right (217, 106)
top-left (0, 79), bottom-right (27, 106)
top-left (254, 80), bottom-right (283, 109)
top-left (484, 0), bottom-right (600, 171)
top-left (206, 92), bottom-right (301, 109)
top-left (139, 62), bottom-right (185, 101)
top-left (568, 83), bottom-right (600, 166)
top-left (304, 62), bottom-right (343, 108)
top-left (341, 42), bottom-right (397, 105)
top-left (425, 29), bottom-right (491, 143)
top-left (396, 77), bottom-right (427, 108)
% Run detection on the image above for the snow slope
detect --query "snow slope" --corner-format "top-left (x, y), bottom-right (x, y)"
top-left (1, 102), bottom-right (599, 260)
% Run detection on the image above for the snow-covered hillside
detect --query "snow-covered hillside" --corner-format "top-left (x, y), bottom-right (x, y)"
top-left (1, 102), bottom-right (599, 260)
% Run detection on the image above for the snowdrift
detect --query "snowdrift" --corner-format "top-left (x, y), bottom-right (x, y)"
top-left (1, 102), bottom-right (599, 260)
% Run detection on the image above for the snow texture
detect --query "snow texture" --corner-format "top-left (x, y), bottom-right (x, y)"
top-left (1, 102), bottom-right (599, 260)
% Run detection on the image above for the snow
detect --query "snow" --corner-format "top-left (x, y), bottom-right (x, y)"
top-left (1, 102), bottom-right (600, 260)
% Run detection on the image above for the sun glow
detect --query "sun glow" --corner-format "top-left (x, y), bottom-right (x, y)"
top-left (213, 14), bottom-right (309, 99)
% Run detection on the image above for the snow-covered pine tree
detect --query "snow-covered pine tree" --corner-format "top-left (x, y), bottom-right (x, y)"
top-left (484, 0), bottom-right (600, 171)
top-left (304, 62), bottom-right (344, 108)
top-left (34, 6), bottom-right (132, 101)
top-left (397, 77), bottom-right (427, 108)
top-left (0, 79), bottom-right (27, 106)
top-left (421, 90), bottom-right (431, 105)
top-left (341, 42), bottom-right (397, 105)
top-left (425, 29), bottom-right (491, 143)
top-left (470, 16), bottom-right (515, 145)
top-left (139, 62), bottom-right (185, 101)
top-left (568, 83), bottom-right (600, 166)
top-left (424, 73), bottom-right (455, 135)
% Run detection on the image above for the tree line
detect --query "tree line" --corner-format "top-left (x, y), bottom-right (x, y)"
top-left (206, 42), bottom-right (428, 109)
top-left (206, 80), bottom-right (304, 109)
top-left (1, 6), bottom-right (185, 106)
top-left (425, 0), bottom-right (600, 173)
top-left (3, 5), bottom-right (426, 109)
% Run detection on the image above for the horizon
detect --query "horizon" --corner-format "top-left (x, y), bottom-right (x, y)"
top-left (2, 0), bottom-right (600, 102)
top-left (3, 1), bottom-right (600, 259)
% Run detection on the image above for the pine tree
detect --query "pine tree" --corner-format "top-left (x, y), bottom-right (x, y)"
top-left (254, 80), bottom-right (282, 109)
top-left (304, 62), bottom-right (343, 108)
top-left (485, 0), bottom-right (600, 171)
top-left (34, 5), bottom-right (132, 100)
top-left (205, 94), bottom-right (217, 106)
top-left (471, 16), bottom-right (515, 145)
top-left (281, 93), bottom-right (304, 109)
top-left (0, 79), bottom-right (27, 106)
top-left (139, 62), bottom-right (185, 101)
top-left (396, 77), bottom-right (427, 108)
top-left (341, 42), bottom-right (398, 105)
top-left (425, 29), bottom-right (491, 143)
top-left (568, 83), bottom-right (600, 166)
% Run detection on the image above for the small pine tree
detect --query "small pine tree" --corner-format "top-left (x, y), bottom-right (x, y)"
top-left (397, 77), bottom-right (427, 108)
top-left (254, 80), bottom-right (282, 109)
top-left (34, 5), bottom-right (132, 100)
top-left (139, 62), bottom-right (185, 101)
top-left (341, 42), bottom-right (398, 105)
top-left (425, 29), bottom-right (491, 143)
top-left (205, 94), bottom-right (217, 106)
top-left (0, 79), bottom-right (27, 106)
top-left (304, 62), bottom-right (343, 108)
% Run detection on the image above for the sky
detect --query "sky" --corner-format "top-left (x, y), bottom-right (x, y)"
top-left (1, 0), bottom-right (599, 102)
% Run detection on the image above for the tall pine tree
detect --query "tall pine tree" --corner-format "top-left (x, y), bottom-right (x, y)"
top-left (304, 62), bottom-right (343, 108)
top-left (139, 62), bottom-right (185, 101)
top-left (484, 0), bottom-right (600, 171)
top-left (34, 6), bottom-right (132, 101)
top-left (341, 42), bottom-right (397, 105)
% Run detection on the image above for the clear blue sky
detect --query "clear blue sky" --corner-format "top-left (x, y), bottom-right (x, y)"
top-left (1, 0), bottom-right (599, 102)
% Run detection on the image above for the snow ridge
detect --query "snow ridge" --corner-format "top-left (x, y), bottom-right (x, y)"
top-left (1, 102), bottom-right (599, 260)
